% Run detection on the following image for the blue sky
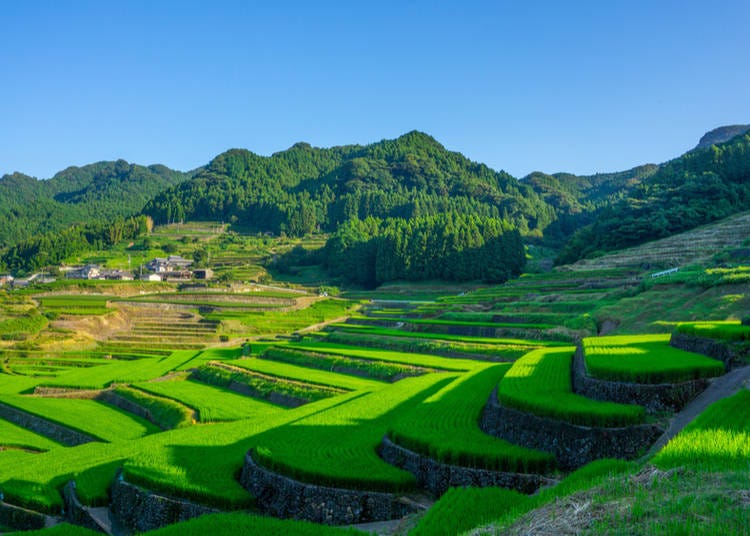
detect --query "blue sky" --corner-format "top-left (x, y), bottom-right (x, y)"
top-left (1, 0), bottom-right (748, 179)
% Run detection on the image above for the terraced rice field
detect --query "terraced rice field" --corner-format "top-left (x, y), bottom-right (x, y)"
top-left (498, 347), bottom-right (646, 427)
top-left (675, 320), bottom-right (750, 341)
top-left (582, 334), bottom-right (725, 383)
top-left (388, 364), bottom-right (556, 473)
top-left (0, 418), bottom-right (61, 451)
top-left (37, 295), bottom-right (113, 316)
top-left (0, 395), bottom-right (161, 442)
top-left (135, 379), bottom-right (286, 422)
top-left (0, 252), bottom-right (744, 535)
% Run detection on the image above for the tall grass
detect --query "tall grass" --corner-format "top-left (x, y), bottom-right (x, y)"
top-left (654, 389), bottom-right (750, 471)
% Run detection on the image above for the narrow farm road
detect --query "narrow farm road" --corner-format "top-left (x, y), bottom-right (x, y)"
top-left (644, 364), bottom-right (750, 459)
top-left (294, 316), bottom-right (351, 335)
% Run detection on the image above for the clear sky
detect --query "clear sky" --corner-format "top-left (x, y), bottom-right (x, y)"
top-left (2, 0), bottom-right (749, 180)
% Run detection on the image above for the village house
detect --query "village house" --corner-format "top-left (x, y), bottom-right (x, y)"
top-left (101, 269), bottom-right (134, 281)
top-left (65, 264), bottom-right (102, 280)
top-left (0, 274), bottom-right (13, 286)
top-left (147, 255), bottom-right (193, 273)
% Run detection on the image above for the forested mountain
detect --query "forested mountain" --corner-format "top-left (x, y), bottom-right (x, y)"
top-left (0, 160), bottom-right (190, 248)
top-left (557, 130), bottom-right (750, 264)
top-left (520, 164), bottom-right (659, 245)
top-left (3, 126), bottom-right (749, 278)
top-left (143, 131), bottom-right (556, 237)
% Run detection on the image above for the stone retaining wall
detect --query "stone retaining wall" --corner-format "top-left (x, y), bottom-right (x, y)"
top-left (63, 481), bottom-right (105, 533)
top-left (480, 389), bottom-right (662, 470)
top-left (96, 390), bottom-right (165, 430)
top-left (32, 387), bottom-right (100, 399)
top-left (378, 436), bottom-right (555, 496)
top-left (572, 347), bottom-right (710, 413)
top-left (239, 450), bottom-right (418, 525)
top-left (0, 402), bottom-right (97, 446)
top-left (110, 476), bottom-right (219, 533)
top-left (670, 333), bottom-right (749, 369)
top-left (0, 501), bottom-right (49, 531)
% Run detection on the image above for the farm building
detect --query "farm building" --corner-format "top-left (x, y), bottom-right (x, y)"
top-left (147, 255), bottom-right (193, 273)
top-left (193, 268), bottom-right (214, 280)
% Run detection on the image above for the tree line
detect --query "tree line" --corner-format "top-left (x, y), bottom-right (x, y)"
top-left (1, 216), bottom-right (152, 274)
top-left (324, 213), bottom-right (525, 287)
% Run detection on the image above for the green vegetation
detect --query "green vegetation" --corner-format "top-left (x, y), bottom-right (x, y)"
top-left (410, 486), bottom-right (525, 536)
top-left (37, 351), bottom-right (201, 389)
top-left (675, 320), bottom-right (750, 341)
top-left (323, 328), bottom-right (536, 361)
top-left (211, 298), bottom-right (356, 337)
top-left (2, 215), bottom-right (153, 273)
top-left (260, 346), bottom-right (432, 382)
top-left (144, 132), bottom-right (553, 240)
top-left (288, 341), bottom-right (476, 371)
top-left (191, 362), bottom-right (346, 404)
top-left (0, 310), bottom-right (47, 340)
top-left (112, 386), bottom-right (194, 429)
top-left (72, 460), bottom-right (122, 506)
top-left (0, 137), bottom-right (748, 535)
top-left (37, 295), bottom-right (112, 315)
top-left (654, 389), bottom-right (750, 471)
top-left (558, 132), bottom-right (750, 263)
top-left (0, 160), bottom-right (186, 253)
top-left (134, 379), bottom-right (285, 423)
top-left (136, 512), bottom-right (364, 536)
top-left (228, 356), bottom-right (382, 391)
top-left (0, 396), bottom-right (161, 442)
top-left (252, 374), bottom-right (452, 492)
top-left (4, 524), bottom-right (101, 536)
top-left (498, 347), bottom-right (646, 427)
top-left (326, 212), bottom-right (525, 286)
top-left (388, 365), bottom-right (556, 473)
top-left (582, 334), bottom-right (725, 383)
top-left (414, 458), bottom-right (633, 536)
top-left (0, 418), bottom-right (61, 451)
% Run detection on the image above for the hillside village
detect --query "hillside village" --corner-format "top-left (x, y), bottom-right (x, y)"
top-left (0, 255), bottom-right (215, 288)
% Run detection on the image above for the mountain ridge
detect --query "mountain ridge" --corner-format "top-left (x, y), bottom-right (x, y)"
top-left (1, 125), bottom-right (749, 271)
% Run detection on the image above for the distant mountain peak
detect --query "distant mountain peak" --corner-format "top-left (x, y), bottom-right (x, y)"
top-left (694, 124), bottom-right (750, 151)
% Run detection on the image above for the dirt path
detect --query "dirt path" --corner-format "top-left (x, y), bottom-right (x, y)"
top-left (644, 364), bottom-right (750, 459)
top-left (294, 315), bottom-right (350, 335)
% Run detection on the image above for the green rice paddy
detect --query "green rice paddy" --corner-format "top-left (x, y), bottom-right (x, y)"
top-left (498, 347), bottom-right (646, 427)
top-left (582, 334), bottom-right (725, 383)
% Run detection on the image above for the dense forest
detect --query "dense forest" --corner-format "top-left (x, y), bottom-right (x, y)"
top-left (324, 213), bottom-right (525, 287)
top-left (1, 216), bottom-right (152, 274)
top-left (143, 132), bottom-right (557, 238)
top-left (2, 126), bottom-right (749, 278)
top-left (0, 160), bottom-right (189, 248)
top-left (556, 131), bottom-right (750, 264)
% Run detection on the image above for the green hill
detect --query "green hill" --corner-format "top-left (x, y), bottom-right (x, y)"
top-left (556, 129), bottom-right (750, 264)
top-left (4, 125), bottom-right (750, 276)
top-left (143, 131), bottom-right (555, 237)
top-left (0, 160), bottom-right (191, 249)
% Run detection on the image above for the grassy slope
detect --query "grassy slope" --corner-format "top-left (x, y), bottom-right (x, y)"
top-left (462, 381), bottom-right (750, 535)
